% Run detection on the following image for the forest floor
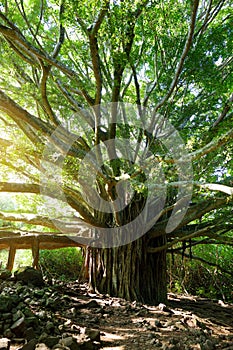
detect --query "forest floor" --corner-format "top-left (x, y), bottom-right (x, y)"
top-left (1, 279), bottom-right (233, 350)
top-left (53, 281), bottom-right (233, 350)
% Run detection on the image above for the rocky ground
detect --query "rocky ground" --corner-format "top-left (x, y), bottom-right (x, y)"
top-left (0, 267), bottom-right (233, 350)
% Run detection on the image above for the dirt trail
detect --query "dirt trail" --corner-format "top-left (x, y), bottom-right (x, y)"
top-left (1, 280), bottom-right (233, 350)
top-left (59, 283), bottom-right (233, 349)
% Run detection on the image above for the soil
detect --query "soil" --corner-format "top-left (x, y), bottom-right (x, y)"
top-left (50, 281), bottom-right (233, 350)
top-left (1, 280), bottom-right (233, 350)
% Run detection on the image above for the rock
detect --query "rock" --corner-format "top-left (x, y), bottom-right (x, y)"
top-left (76, 335), bottom-right (95, 350)
top-left (3, 329), bottom-right (14, 339)
top-left (154, 319), bottom-right (163, 327)
top-left (36, 310), bottom-right (47, 320)
top-left (0, 338), bottom-right (10, 350)
top-left (182, 316), bottom-right (198, 328)
top-left (76, 300), bottom-right (100, 309)
top-left (158, 303), bottom-right (173, 314)
top-left (0, 295), bottom-right (13, 312)
top-left (46, 297), bottom-right (61, 310)
top-left (84, 328), bottom-right (100, 342)
top-left (1, 313), bottom-right (12, 321)
top-left (39, 334), bottom-right (60, 348)
top-left (25, 317), bottom-right (39, 328)
top-left (11, 316), bottom-right (26, 336)
top-left (24, 327), bottom-right (36, 341)
top-left (13, 310), bottom-right (25, 322)
top-left (33, 290), bottom-right (45, 298)
top-left (14, 267), bottom-right (44, 287)
top-left (35, 344), bottom-right (51, 350)
top-left (24, 308), bottom-right (36, 318)
top-left (0, 270), bottom-right (11, 280)
top-left (201, 339), bottom-right (215, 350)
top-left (20, 339), bottom-right (37, 350)
top-left (59, 337), bottom-right (80, 350)
top-left (45, 321), bottom-right (55, 333)
top-left (149, 338), bottom-right (157, 345)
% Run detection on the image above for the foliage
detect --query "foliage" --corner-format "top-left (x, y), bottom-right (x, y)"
top-left (39, 248), bottom-right (83, 280)
top-left (0, 249), bottom-right (32, 270)
top-left (168, 244), bottom-right (233, 302)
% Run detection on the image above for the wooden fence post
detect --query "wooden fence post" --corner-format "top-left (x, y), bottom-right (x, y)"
top-left (32, 237), bottom-right (40, 270)
top-left (6, 245), bottom-right (16, 271)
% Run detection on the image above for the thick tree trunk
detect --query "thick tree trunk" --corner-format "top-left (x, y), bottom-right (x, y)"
top-left (85, 234), bottom-right (167, 305)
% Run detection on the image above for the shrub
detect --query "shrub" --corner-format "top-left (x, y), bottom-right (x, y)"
top-left (167, 246), bottom-right (233, 302)
top-left (39, 247), bottom-right (83, 281)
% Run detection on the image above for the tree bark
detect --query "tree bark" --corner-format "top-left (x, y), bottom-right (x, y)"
top-left (86, 234), bottom-right (167, 305)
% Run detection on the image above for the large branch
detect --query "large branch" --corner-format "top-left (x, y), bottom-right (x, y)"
top-left (148, 222), bottom-right (233, 253)
top-left (109, 6), bottom-right (145, 139)
top-left (0, 234), bottom-right (85, 250)
top-left (188, 127), bottom-right (233, 161)
top-left (0, 89), bottom-right (53, 134)
top-left (0, 182), bottom-right (40, 194)
top-left (0, 90), bottom-right (86, 158)
top-left (0, 211), bottom-right (56, 229)
top-left (149, 195), bottom-right (233, 240)
top-left (0, 22), bottom-right (92, 104)
top-left (170, 251), bottom-right (233, 277)
top-left (0, 181), bottom-right (97, 225)
top-left (212, 92), bottom-right (233, 128)
top-left (161, 127), bottom-right (233, 164)
top-left (151, 0), bottom-right (199, 117)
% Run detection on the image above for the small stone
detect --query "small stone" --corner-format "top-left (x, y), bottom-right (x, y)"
top-left (35, 344), bottom-right (50, 350)
top-left (46, 297), bottom-right (61, 310)
top-left (147, 333), bottom-right (155, 339)
top-left (3, 324), bottom-right (11, 332)
top-left (202, 339), bottom-right (215, 350)
top-left (149, 338), bottom-right (157, 345)
top-left (1, 313), bottom-right (12, 321)
top-left (46, 321), bottom-right (55, 332)
top-left (183, 316), bottom-right (198, 328)
top-left (154, 320), bottom-right (163, 327)
top-left (0, 338), bottom-right (10, 350)
top-left (25, 317), bottom-right (39, 328)
top-left (36, 311), bottom-right (47, 320)
top-left (24, 308), bottom-right (35, 318)
top-left (162, 345), bottom-right (170, 350)
top-left (24, 327), bottom-right (36, 341)
top-left (20, 339), bottom-right (37, 350)
top-left (64, 320), bottom-right (72, 327)
top-left (0, 296), bottom-right (13, 312)
top-left (84, 328), bottom-right (100, 342)
top-left (10, 316), bottom-right (26, 336)
top-left (158, 303), bottom-right (173, 314)
top-left (39, 334), bottom-right (60, 348)
top-left (85, 300), bottom-right (99, 309)
top-left (59, 337), bottom-right (80, 350)
top-left (76, 335), bottom-right (94, 350)
top-left (13, 310), bottom-right (25, 322)
top-left (58, 325), bottom-right (64, 332)
top-left (33, 290), bottom-right (45, 298)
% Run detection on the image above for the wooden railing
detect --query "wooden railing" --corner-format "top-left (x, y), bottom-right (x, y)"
top-left (0, 232), bottom-right (85, 271)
